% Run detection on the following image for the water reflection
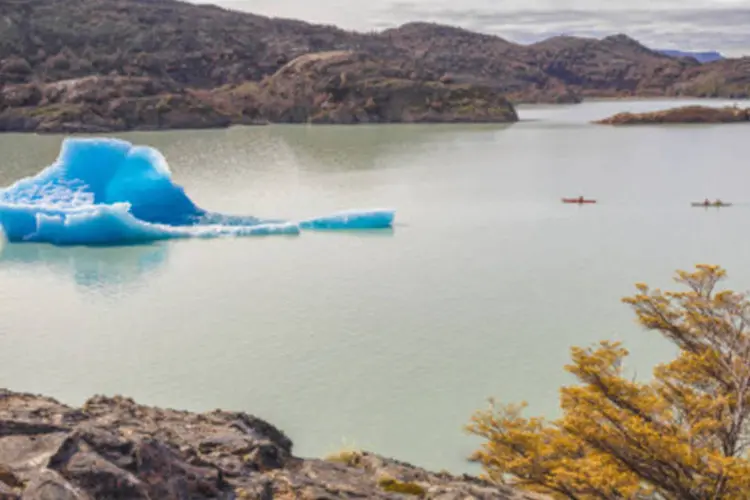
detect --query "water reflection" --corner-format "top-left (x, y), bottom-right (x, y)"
top-left (266, 124), bottom-right (513, 172)
top-left (306, 227), bottom-right (396, 237)
top-left (0, 242), bottom-right (169, 289)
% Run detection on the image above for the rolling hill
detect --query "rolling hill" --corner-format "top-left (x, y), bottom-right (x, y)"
top-left (0, 0), bottom-right (748, 131)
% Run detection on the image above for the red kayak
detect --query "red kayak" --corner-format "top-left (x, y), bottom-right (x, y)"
top-left (562, 198), bottom-right (597, 204)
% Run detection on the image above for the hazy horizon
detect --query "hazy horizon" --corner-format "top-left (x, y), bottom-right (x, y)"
top-left (195, 0), bottom-right (749, 57)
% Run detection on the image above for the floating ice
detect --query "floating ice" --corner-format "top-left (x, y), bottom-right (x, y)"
top-left (0, 138), bottom-right (395, 246)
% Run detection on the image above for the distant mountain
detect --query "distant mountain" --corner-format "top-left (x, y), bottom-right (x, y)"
top-left (658, 50), bottom-right (725, 63)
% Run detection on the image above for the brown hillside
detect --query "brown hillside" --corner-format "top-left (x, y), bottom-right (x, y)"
top-left (0, 0), bottom-right (748, 131)
top-left (1, 0), bottom-right (748, 100)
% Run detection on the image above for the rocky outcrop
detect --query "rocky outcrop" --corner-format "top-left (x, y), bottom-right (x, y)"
top-left (0, 76), bottom-right (232, 133)
top-left (0, 52), bottom-right (519, 132)
top-left (215, 51), bottom-right (518, 124)
top-left (594, 105), bottom-right (750, 125)
top-left (0, 389), bottom-right (544, 499)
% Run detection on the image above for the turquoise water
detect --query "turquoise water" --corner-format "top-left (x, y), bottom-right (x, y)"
top-left (0, 99), bottom-right (749, 472)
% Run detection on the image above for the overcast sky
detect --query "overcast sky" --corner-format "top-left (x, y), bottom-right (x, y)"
top-left (201, 0), bottom-right (750, 56)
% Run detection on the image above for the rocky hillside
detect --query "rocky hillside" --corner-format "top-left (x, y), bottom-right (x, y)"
top-left (0, 76), bottom-right (234, 133)
top-left (0, 0), bottom-right (358, 86)
top-left (211, 51), bottom-right (518, 125)
top-left (0, 51), bottom-right (518, 132)
top-left (0, 0), bottom-right (748, 131)
top-left (1, 0), bottom-right (748, 99)
top-left (658, 50), bottom-right (724, 63)
top-left (0, 389), bottom-right (544, 499)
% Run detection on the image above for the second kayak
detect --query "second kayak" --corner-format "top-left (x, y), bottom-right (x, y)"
top-left (562, 198), bottom-right (597, 204)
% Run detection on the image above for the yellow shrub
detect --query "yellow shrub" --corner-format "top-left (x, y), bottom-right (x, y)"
top-left (468, 265), bottom-right (750, 499)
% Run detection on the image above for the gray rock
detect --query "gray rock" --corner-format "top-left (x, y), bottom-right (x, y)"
top-left (20, 470), bottom-right (88, 500)
top-left (0, 390), bottom-right (545, 499)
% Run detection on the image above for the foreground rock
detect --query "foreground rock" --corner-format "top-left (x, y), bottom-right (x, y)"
top-left (0, 390), bottom-right (543, 499)
top-left (594, 105), bottom-right (750, 125)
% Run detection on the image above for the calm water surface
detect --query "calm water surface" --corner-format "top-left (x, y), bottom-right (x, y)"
top-left (1, 99), bottom-right (749, 472)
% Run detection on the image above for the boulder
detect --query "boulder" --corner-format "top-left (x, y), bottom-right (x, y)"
top-left (0, 390), bottom-right (544, 499)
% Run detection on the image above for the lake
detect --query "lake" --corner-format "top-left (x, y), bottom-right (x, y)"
top-left (1, 99), bottom-right (749, 473)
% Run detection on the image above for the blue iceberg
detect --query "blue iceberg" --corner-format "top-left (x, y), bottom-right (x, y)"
top-left (0, 137), bottom-right (395, 246)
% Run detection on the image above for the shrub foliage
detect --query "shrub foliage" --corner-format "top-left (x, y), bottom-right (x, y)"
top-left (467, 265), bottom-right (750, 499)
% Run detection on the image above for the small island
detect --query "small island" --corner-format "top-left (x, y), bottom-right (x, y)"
top-left (0, 389), bottom-right (540, 499)
top-left (594, 105), bottom-right (750, 125)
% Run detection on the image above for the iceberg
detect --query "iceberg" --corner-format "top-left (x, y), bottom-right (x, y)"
top-left (0, 137), bottom-right (395, 246)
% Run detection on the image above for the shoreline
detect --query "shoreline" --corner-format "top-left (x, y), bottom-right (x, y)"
top-left (0, 389), bottom-right (543, 499)
top-left (2, 97), bottom-right (748, 136)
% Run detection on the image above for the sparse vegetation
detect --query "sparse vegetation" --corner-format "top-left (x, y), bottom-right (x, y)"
top-left (0, 0), bottom-right (748, 104)
top-left (0, 0), bottom-right (747, 132)
top-left (325, 448), bottom-right (364, 467)
top-left (0, 0), bottom-right (748, 132)
top-left (468, 264), bottom-right (750, 499)
top-left (377, 473), bottom-right (427, 496)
